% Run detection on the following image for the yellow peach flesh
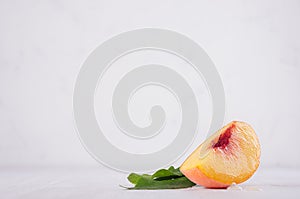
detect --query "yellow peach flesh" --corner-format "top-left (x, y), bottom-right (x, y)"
top-left (180, 121), bottom-right (260, 188)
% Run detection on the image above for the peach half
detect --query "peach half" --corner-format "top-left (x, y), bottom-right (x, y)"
top-left (180, 121), bottom-right (260, 188)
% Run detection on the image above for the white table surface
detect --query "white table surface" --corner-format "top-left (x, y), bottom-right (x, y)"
top-left (0, 166), bottom-right (299, 199)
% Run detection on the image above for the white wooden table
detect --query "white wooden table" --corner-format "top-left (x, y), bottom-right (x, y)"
top-left (0, 167), bottom-right (299, 199)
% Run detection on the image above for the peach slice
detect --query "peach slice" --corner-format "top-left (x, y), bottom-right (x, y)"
top-left (180, 121), bottom-right (260, 188)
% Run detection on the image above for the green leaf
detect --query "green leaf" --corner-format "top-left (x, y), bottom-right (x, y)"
top-left (123, 166), bottom-right (196, 190)
top-left (129, 176), bottom-right (195, 190)
top-left (168, 166), bottom-right (183, 176)
top-left (127, 173), bottom-right (151, 184)
top-left (127, 173), bottom-right (141, 184)
top-left (152, 166), bottom-right (183, 181)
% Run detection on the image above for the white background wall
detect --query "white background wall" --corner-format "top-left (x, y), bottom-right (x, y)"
top-left (0, 0), bottom-right (299, 169)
